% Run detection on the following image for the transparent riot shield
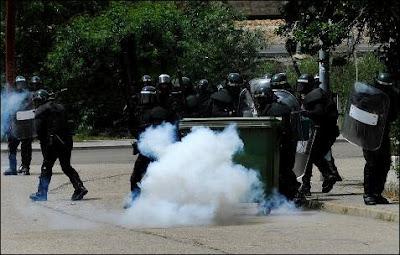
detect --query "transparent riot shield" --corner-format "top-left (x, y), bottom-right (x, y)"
top-left (238, 88), bottom-right (258, 117)
top-left (342, 82), bottom-right (390, 151)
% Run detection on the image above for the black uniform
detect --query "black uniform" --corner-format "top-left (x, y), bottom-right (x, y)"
top-left (363, 84), bottom-right (399, 203)
top-left (129, 93), bottom-right (178, 196)
top-left (301, 88), bottom-right (339, 193)
top-left (258, 101), bottom-right (301, 200)
top-left (210, 87), bottom-right (250, 117)
top-left (184, 93), bottom-right (212, 118)
top-left (31, 100), bottom-right (87, 201)
top-left (6, 92), bottom-right (33, 175)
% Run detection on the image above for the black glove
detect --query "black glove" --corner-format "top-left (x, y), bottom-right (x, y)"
top-left (132, 141), bottom-right (139, 155)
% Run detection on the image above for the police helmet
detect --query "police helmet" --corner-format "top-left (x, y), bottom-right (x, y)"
top-left (33, 89), bottom-right (50, 106)
top-left (253, 82), bottom-right (275, 107)
top-left (296, 74), bottom-right (314, 94)
top-left (271, 73), bottom-right (288, 89)
top-left (140, 85), bottom-right (157, 105)
top-left (375, 72), bottom-right (394, 86)
top-left (142, 75), bottom-right (152, 86)
top-left (197, 79), bottom-right (209, 94)
top-left (15, 76), bottom-right (27, 91)
top-left (226, 73), bottom-right (243, 87)
top-left (31, 76), bottom-right (41, 85)
top-left (158, 74), bottom-right (171, 85)
top-left (181, 77), bottom-right (191, 86)
top-left (181, 76), bottom-right (193, 91)
top-left (157, 74), bottom-right (172, 96)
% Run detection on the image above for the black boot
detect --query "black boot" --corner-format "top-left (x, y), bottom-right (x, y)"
top-left (300, 182), bottom-right (311, 196)
top-left (327, 159), bottom-right (342, 181)
top-left (18, 165), bottom-right (30, 175)
top-left (71, 185), bottom-right (88, 201)
top-left (69, 172), bottom-right (88, 201)
top-left (322, 175), bottom-right (337, 193)
top-left (363, 194), bottom-right (376, 205)
top-left (374, 194), bottom-right (389, 204)
top-left (293, 190), bottom-right (307, 207)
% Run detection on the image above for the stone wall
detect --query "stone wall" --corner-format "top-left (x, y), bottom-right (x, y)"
top-left (225, 1), bottom-right (287, 18)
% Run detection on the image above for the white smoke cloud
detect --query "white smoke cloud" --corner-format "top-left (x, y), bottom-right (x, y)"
top-left (120, 123), bottom-right (277, 228)
top-left (1, 88), bottom-right (30, 137)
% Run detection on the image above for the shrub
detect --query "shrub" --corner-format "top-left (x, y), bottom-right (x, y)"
top-left (44, 1), bottom-right (263, 133)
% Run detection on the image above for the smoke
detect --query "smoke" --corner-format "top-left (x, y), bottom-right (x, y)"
top-left (1, 88), bottom-right (30, 137)
top-left (120, 123), bottom-right (296, 228)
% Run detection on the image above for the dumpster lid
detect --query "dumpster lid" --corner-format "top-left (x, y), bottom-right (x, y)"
top-left (179, 117), bottom-right (281, 129)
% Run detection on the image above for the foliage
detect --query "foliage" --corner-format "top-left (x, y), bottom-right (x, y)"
top-left (43, 1), bottom-right (263, 133)
top-left (178, 1), bottom-right (263, 84)
top-left (277, 0), bottom-right (400, 73)
top-left (0, 0), bottom-right (109, 82)
top-left (255, 52), bottom-right (384, 106)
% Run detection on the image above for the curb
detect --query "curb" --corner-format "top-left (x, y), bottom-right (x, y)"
top-left (1, 144), bottom-right (133, 152)
top-left (1, 138), bottom-right (348, 152)
top-left (305, 199), bottom-right (399, 223)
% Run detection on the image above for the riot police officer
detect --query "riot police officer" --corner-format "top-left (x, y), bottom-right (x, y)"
top-left (181, 77), bottom-right (195, 98)
top-left (210, 73), bottom-right (251, 117)
top-left (185, 79), bottom-right (212, 118)
top-left (271, 73), bottom-right (293, 93)
top-left (313, 74), bottom-right (342, 182)
top-left (141, 75), bottom-right (153, 87)
top-left (125, 78), bottom-right (178, 209)
top-left (362, 73), bottom-right (399, 205)
top-left (169, 75), bottom-right (186, 119)
top-left (253, 82), bottom-right (304, 203)
top-left (30, 75), bottom-right (42, 91)
top-left (29, 89), bottom-right (88, 201)
top-left (4, 76), bottom-right (33, 176)
top-left (296, 74), bottom-right (339, 195)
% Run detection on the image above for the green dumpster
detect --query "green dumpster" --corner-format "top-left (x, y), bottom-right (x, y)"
top-left (179, 117), bottom-right (282, 194)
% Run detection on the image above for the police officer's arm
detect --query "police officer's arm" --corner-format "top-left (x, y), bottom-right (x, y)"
top-left (303, 103), bottom-right (325, 118)
top-left (34, 105), bottom-right (50, 141)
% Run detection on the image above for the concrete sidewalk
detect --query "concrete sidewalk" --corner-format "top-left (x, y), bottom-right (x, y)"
top-left (304, 143), bottom-right (399, 223)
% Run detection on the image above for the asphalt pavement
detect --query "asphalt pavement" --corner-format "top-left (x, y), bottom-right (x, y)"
top-left (1, 145), bottom-right (399, 254)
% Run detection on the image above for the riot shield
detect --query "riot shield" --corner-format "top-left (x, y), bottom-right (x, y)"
top-left (342, 82), bottom-right (390, 151)
top-left (293, 125), bottom-right (318, 177)
top-left (238, 88), bottom-right (257, 117)
top-left (11, 109), bottom-right (37, 139)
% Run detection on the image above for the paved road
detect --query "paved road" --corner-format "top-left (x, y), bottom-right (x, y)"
top-left (1, 142), bottom-right (398, 254)
top-left (0, 140), bottom-right (363, 167)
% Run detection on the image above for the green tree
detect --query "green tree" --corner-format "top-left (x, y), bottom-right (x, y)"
top-left (277, 0), bottom-right (400, 74)
top-left (0, 0), bottom-right (109, 82)
top-left (44, 1), bottom-right (263, 134)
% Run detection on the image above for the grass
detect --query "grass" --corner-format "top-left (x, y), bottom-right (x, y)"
top-left (73, 133), bottom-right (130, 142)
